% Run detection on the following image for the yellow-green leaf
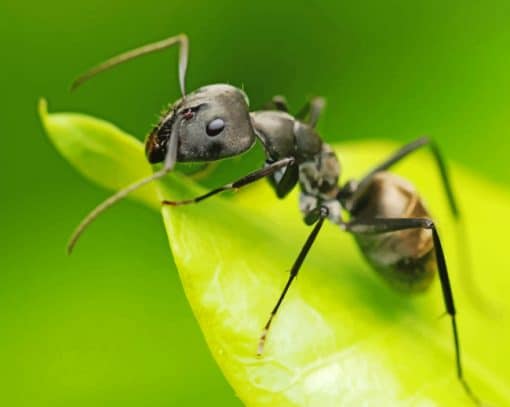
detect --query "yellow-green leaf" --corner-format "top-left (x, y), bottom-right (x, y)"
top-left (39, 99), bottom-right (158, 210)
top-left (40, 101), bottom-right (510, 406)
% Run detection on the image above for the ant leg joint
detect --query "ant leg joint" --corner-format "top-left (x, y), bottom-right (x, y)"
top-left (319, 205), bottom-right (329, 218)
top-left (303, 205), bottom-right (328, 225)
top-left (423, 218), bottom-right (435, 229)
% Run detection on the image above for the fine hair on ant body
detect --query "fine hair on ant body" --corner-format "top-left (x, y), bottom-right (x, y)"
top-left (68, 34), bottom-right (482, 405)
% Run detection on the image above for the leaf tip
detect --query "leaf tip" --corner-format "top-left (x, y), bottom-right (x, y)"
top-left (38, 97), bottom-right (49, 126)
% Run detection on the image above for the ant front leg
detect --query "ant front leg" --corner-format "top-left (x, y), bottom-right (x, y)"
top-left (162, 157), bottom-right (294, 206)
top-left (257, 206), bottom-right (329, 356)
top-left (345, 217), bottom-right (482, 406)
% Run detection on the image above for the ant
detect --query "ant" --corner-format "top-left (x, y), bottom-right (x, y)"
top-left (68, 34), bottom-right (482, 405)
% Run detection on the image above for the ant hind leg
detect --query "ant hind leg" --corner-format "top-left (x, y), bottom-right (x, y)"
top-left (346, 217), bottom-right (482, 406)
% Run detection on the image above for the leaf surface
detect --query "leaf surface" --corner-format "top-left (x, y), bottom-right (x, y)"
top-left (40, 101), bottom-right (510, 406)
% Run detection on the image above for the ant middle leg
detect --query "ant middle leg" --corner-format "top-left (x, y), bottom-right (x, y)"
top-left (257, 206), bottom-right (329, 356)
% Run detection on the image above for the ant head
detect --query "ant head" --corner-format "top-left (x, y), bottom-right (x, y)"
top-left (146, 84), bottom-right (256, 164)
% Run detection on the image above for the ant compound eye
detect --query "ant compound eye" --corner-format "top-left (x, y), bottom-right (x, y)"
top-left (206, 118), bottom-right (225, 137)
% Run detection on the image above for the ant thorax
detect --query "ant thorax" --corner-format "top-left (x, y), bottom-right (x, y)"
top-left (251, 110), bottom-right (342, 224)
top-left (298, 143), bottom-right (343, 224)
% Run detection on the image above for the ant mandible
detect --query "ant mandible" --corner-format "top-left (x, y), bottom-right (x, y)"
top-left (68, 34), bottom-right (481, 405)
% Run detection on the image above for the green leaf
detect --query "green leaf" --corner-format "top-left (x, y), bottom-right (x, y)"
top-left (38, 99), bottom-right (159, 210)
top-left (40, 101), bottom-right (510, 406)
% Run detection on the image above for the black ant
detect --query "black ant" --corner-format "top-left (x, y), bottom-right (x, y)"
top-left (68, 34), bottom-right (482, 405)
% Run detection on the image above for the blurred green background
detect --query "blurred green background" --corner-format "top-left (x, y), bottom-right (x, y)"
top-left (1, 0), bottom-right (509, 405)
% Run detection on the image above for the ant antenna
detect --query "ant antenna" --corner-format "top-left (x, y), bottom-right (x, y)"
top-left (67, 35), bottom-right (189, 253)
top-left (71, 34), bottom-right (189, 97)
top-left (67, 124), bottom-right (180, 254)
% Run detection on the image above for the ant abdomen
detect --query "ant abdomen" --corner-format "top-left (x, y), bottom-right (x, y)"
top-left (350, 172), bottom-right (436, 292)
